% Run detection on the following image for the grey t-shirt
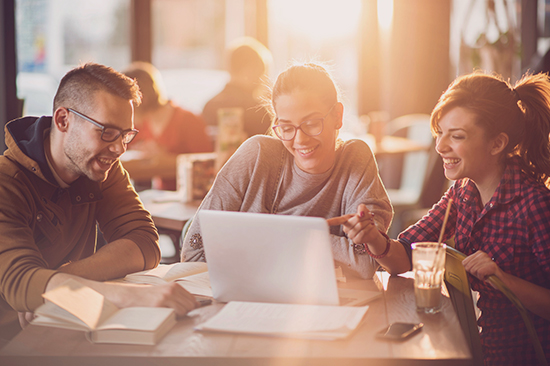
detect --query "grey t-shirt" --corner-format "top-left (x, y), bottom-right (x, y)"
top-left (181, 135), bottom-right (393, 279)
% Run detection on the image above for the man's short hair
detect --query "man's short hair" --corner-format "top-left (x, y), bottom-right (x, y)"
top-left (53, 63), bottom-right (142, 113)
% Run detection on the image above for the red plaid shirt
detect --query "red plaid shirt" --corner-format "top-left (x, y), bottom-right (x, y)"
top-left (398, 157), bottom-right (550, 365)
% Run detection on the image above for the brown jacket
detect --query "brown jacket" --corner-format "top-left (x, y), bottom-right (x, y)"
top-left (0, 117), bottom-right (160, 324)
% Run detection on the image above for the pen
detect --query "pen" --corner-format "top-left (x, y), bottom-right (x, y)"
top-left (196, 297), bottom-right (213, 307)
top-left (326, 214), bottom-right (354, 226)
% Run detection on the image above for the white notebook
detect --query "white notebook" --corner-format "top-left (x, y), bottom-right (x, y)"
top-left (198, 210), bottom-right (381, 306)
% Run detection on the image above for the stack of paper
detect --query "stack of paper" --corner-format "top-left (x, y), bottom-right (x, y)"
top-left (123, 262), bottom-right (212, 298)
top-left (195, 301), bottom-right (369, 340)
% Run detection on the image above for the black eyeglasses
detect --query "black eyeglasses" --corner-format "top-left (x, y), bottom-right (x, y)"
top-left (67, 108), bottom-right (139, 144)
top-left (272, 103), bottom-right (337, 141)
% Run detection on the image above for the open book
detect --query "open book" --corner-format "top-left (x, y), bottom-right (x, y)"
top-left (32, 279), bottom-right (176, 345)
top-left (195, 301), bottom-right (369, 340)
top-left (123, 262), bottom-right (212, 298)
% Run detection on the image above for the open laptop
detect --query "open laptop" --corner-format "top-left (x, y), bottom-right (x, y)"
top-left (198, 210), bottom-right (381, 306)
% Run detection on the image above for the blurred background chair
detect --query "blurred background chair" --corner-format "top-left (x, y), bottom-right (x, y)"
top-left (388, 142), bottom-right (447, 237)
top-left (381, 113), bottom-right (432, 190)
top-left (381, 114), bottom-right (447, 237)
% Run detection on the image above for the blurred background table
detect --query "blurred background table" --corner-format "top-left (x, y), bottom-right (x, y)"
top-left (138, 189), bottom-right (200, 262)
top-left (121, 134), bottom-right (430, 188)
top-left (356, 133), bottom-right (430, 156)
top-left (121, 150), bottom-right (178, 182)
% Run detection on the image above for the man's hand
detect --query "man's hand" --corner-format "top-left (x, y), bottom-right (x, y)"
top-left (46, 273), bottom-right (199, 318)
top-left (120, 282), bottom-right (199, 317)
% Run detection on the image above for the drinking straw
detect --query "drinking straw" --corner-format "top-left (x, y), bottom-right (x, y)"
top-left (429, 198), bottom-right (453, 283)
top-left (437, 198), bottom-right (453, 246)
top-left (431, 198), bottom-right (453, 269)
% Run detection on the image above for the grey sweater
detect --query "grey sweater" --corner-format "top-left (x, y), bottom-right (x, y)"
top-left (181, 135), bottom-right (393, 279)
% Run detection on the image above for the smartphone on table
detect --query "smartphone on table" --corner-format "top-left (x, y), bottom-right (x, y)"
top-left (376, 322), bottom-right (423, 341)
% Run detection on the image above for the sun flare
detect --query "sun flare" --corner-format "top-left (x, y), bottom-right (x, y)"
top-left (270, 0), bottom-right (362, 44)
top-left (377, 0), bottom-right (394, 31)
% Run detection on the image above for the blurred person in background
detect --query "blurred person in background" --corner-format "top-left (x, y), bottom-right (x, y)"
top-left (202, 37), bottom-right (273, 142)
top-left (123, 62), bottom-right (213, 190)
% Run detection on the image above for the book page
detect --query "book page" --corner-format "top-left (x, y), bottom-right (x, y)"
top-left (33, 302), bottom-right (89, 331)
top-left (32, 314), bottom-right (91, 332)
top-left (124, 262), bottom-right (208, 284)
top-left (96, 307), bottom-right (175, 332)
top-left (176, 271), bottom-right (213, 297)
top-left (196, 301), bottom-right (369, 339)
top-left (42, 279), bottom-right (119, 330)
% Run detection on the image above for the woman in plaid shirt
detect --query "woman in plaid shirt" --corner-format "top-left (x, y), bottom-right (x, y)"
top-left (339, 72), bottom-right (550, 365)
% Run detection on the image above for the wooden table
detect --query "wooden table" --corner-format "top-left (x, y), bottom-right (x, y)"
top-left (0, 272), bottom-right (472, 365)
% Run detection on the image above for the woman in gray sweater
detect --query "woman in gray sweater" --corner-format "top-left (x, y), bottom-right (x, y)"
top-left (181, 62), bottom-right (392, 279)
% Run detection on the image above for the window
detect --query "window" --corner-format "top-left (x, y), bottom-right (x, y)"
top-left (151, 0), bottom-right (228, 114)
top-left (268, 0), bottom-right (362, 132)
top-left (16, 0), bottom-right (130, 116)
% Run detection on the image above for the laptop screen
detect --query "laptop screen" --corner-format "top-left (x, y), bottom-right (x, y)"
top-left (198, 210), bottom-right (340, 305)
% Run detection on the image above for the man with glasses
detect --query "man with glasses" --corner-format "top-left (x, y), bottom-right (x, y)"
top-left (0, 63), bottom-right (198, 341)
